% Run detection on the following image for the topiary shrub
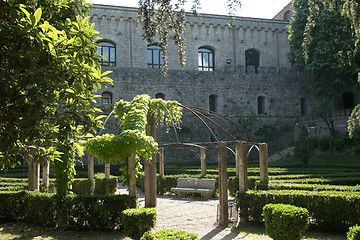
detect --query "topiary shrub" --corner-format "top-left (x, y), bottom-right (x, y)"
top-left (95, 177), bottom-right (118, 194)
top-left (141, 229), bottom-right (199, 240)
top-left (347, 225), bottom-right (360, 240)
top-left (122, 208), bottom-right (156, 240)
top-left (72, 179), bottom-right (91, 194)
top-left (262, 203), bottom-right (309, 240)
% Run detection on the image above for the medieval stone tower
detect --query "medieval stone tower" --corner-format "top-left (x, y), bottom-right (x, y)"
top-left (89, 4), bottom-right (313, 161)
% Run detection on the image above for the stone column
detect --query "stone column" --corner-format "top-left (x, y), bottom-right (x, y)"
top-left (218, 142), bottom-right (228, 225)
top-left (28, 157), bottom-right (35, 191)
top-left (88, 155), bottom-right (95, 195)
top-left (201, 147), bottom-right (206, 177)
top-left (128, 152), bottom-right (137, 198)
top-left (42, 160), bottom-right (50, 191)
top-left (34, 161), bottom-right (40, 191)
top-left (259, 143), bottom-right (269, 184)
top-left (105, 163), bottom-right (110, 179)
top-left (145, 115), bottom-right (157, 207)
top-left (236, 141), bottom-right (248, 192)
top-left (159, 147), bottom-right (164, 176)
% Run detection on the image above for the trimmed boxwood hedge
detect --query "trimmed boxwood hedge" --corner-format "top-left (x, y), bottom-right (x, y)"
top-left (0, 191), bottom-right (136, 230)
top-left (263, 203), bottom-right (309, 240)
top-left (237, 189), bottom-right (360, 232)
top-left (122, 208), bottom-right (156, 240)
top-left (142, 229), bottom-right (199, 239)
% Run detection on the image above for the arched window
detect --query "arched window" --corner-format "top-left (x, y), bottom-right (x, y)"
top-left (343, 91), bottom-right (354, 109)
top-left (300, 97), bottom-right (308, 115)
top-left (198, 47), bottom-right (214, 71)
top-left (147, 45), bottom-right (163, 69)
top-left (283, 10), bottom-right (291, 21)
top-left (245, 49), bottom-right (260, 73)
top-left (257, 96), bottom-right (266, 115)
top-left (102, 91), bottom-right (112, 110)
top-left (155, 93), bottom-right (165, 99)
top-left (209, 94), bottom-right (218, 112)
top-left (96, 41), bottom-right (116, 66)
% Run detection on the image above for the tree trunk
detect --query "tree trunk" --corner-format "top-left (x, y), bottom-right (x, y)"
top-left (329, 120), bottom-right (335, 159)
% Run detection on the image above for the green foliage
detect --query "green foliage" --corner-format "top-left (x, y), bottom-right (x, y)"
top-left (141, 229), bottom-right (199, 240)
top-left (0, 191), bottom-right (136, 230)
top-left (84, 95), bottom-right (182, 187)
top-left (72, 177), bottom-right (117, 195)
top-left (122, 208), bottom-right (157, 240)
top-left (0, 191), bottom-right (25, 222)
top-left (294, 124), bottom-right (313, 164)
top-left (289, 0), bottom-right (359, 98)
top-left (348, 225), bottom-right (360, 240)
top-left (95, 177), bottom-right (118, 194)
top-left (237, 189), bottom-right (360, 232)
top-left (0, 0), bottom-right (112, 196)
top-left (72, 179), bottom-right (92, 195)
top-left (262, 203), bottom-right (309, 240)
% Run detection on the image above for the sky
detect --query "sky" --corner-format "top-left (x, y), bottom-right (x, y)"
top-left (88, 0), bottom-right (292, 19)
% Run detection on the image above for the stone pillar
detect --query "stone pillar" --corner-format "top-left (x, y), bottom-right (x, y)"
top-left (42, 160), bottom-right (50, 191)
top-left (34, 161), bottom-right (40, 191)
top-left (201, 147), bottom-right (206, 177)
top-left (236, 141), bottom-right (248, 223)
top-left (218, 142), bottom-right (228, 225)
top-left (28, 158), bottom-right (35, 191)
top-left (259, 143), bottom-right (269, 184)
top-left (105, 163), bottom-right (110, 179)
top-left (159, 147), bottom-right (164, 176)
top-left (145, 115), bottom-right (157, 207)
top-left (128, 152), bottom-right (137, 198)
top-left (236, 141), bottom-right (248, 192)
top-left (88, 155), bottom-right (95, 195)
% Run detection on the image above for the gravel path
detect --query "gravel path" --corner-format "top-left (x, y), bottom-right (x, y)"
top-left (117, 184), bottom-right (264, 240)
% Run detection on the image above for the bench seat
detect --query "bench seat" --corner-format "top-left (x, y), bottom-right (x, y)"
top-left (171, 178), bottom-right (215, 199)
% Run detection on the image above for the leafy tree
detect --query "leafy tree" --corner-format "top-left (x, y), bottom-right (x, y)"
top-left (289, 0), bottom-right (359, 157)
top-left (294, 124), bottom-right (313, 164)
top-left (0, 0), bottom-right (112, 196)
top-left (289, 0), bottom-right (359, 98)
top-left (303, 0), bottom-right (360, 136)
top-left (83, 94), bottom-right (182, 185)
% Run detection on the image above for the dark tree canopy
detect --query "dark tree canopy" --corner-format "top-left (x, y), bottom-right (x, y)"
top-left (302, 0), bottom-right (360, 136)
top-left (289, 0), bottom-right (359, 98)
top-left (0, 0), bottom-right (111, 195)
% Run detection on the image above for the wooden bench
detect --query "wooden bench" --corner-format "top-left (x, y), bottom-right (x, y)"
top-left (171, 178), bottom-right (216, 199)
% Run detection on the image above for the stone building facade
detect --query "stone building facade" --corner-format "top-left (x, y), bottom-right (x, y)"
top-left (89, 4), bottom-right (314, 161)
top-left (272, 1), bottom-right (293, 21)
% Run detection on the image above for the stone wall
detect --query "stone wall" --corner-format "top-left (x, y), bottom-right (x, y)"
top-left (89, 4), bottom-right (315, 162)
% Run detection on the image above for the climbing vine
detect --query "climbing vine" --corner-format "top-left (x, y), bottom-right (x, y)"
top-left (83, 94), bottom-right (182, 184)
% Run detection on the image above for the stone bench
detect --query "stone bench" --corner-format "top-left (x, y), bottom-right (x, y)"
top-left (171, 178), bottom-right (216, 199)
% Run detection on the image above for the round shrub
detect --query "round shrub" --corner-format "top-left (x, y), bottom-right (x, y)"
top-left (347, 225), bottom-right (360, 240)
top-left (262, 203), bottom-right (309, 240)
top-left (141, 229), bottom-right (199, 240)
top-left (122, 208), bottom-right (156, 240)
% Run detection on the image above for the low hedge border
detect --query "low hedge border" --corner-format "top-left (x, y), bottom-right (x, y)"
top-left (0, 191), bottom-right (136, 230)
top-left (236, 189), bottom-right (360, 232)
